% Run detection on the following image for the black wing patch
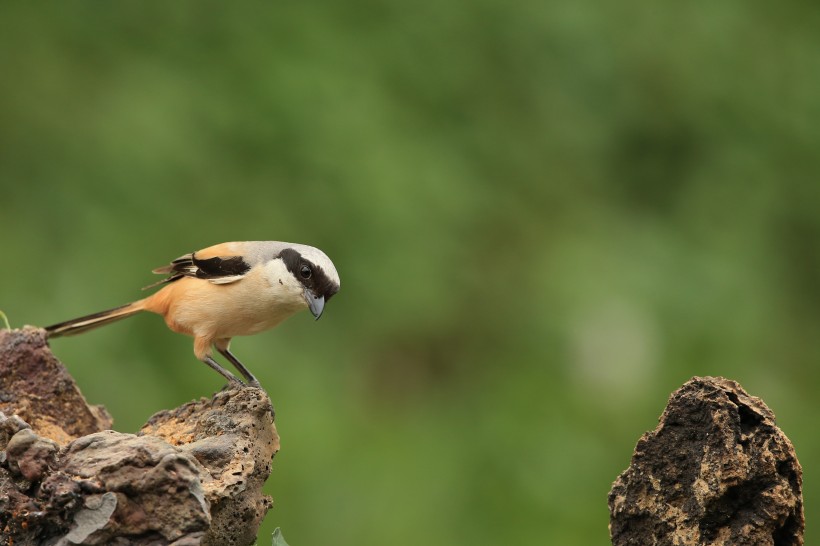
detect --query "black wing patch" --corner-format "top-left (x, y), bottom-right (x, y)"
top-left (191, 254), bottom-right (251, 279)
top-left (143, 253), bottom-right (251, 290)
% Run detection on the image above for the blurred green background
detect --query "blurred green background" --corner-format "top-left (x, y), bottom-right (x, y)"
top-left (1, 3), bottom-right (818, 545)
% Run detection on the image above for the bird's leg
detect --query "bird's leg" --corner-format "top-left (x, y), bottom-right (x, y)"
top-left (215, 339), bottom-right (260, 387)
top-left (201, 355), bottom-right (245, 385)
top-left (195, 336), bottom-right (244, 386)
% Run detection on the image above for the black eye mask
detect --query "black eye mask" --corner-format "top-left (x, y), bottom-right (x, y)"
top-left (277, 248), bottom-right (339, 300)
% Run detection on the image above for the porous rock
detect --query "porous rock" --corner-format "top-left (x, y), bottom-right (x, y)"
top-left (140, 386), bottom-right (278, 546)
top-left (0, 327), bottom-right (279, 546)
top-left (609, 376), bottom-right (803, 546)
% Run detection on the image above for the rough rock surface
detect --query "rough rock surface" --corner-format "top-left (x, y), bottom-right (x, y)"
top-left (0, 327), bottom-right (279, 546)
top-left (609, 376), bottom-right (803, 546)
top-left (0, 326), bottom-right (112, 444)
top-left (141, 387), bottom-right (278, 546)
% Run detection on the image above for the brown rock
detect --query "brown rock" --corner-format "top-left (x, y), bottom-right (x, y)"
top-left (6, 428), bottom-right (59, 481)
top-left (609, 376), bottom-right (803, 546)
top-left (0, 327), bottom-right (112, 444)
top-left (0, 328), bottom-right (279, 546)
top-left (141, 387), bottom-right (278, 546)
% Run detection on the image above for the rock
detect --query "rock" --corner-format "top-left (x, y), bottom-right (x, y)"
top-left (6, 428), bottom-right (59, 481)
top-left (0, 328), bottom-right (279, 546)
top-left (609, 376), bottom-right (804, 546)
top-left (52, 431), bottom-right (212, 545)
top-left (0, 327), bottom-right (112, 444)
top-left (140, 387), bottom-right (278, 546)
top-left (62, 492), bottom-right (119, 544)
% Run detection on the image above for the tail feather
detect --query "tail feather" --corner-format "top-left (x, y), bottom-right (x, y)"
top-left (45, 302), bottom-right (144, 338)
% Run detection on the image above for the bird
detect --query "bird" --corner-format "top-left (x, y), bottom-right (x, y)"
top-left (45, 241), bottom-right (340, 386)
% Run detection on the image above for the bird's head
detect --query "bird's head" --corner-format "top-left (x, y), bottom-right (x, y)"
top-left (276, 245), bottom-right (340, 320)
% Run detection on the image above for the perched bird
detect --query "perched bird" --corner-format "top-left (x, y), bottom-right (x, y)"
top-left (46, 241), bottom-right (340, 386)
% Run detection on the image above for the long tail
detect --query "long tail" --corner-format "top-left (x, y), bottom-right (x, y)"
top-left (45, 301), bottom-right (145, 338)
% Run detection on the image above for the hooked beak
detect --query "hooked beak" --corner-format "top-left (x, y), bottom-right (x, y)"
top-left (304, 289), bottom-right (325, 320)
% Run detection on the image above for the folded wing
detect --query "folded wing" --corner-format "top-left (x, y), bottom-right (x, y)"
top-left (146, 251), bottom-right (251, 289)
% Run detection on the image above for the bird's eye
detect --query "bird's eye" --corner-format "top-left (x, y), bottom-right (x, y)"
top-left (300, 264), bottom-right (312, 279)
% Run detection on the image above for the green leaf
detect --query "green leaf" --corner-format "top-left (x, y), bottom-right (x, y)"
top-left (272, 527), bottom-right (290, 546)
top-left (0, 310), bottom-right (9, 330)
